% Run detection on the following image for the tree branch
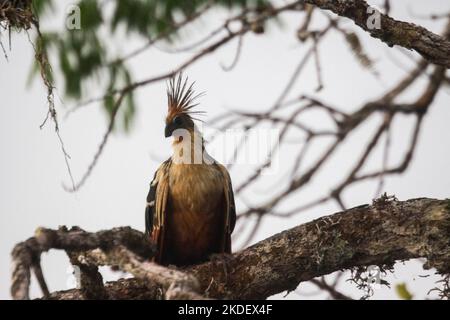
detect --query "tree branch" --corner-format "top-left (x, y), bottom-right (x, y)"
top-left (72, 245), bottom-right (206, 300)
top-left (304, 0), bottom-right (450, 68)
top-left (13, 197), bottom-right (450, 300)
top-left (190, 197), bottom-right (450, 299)
top-left (11, 226), bottom-right (154, 299)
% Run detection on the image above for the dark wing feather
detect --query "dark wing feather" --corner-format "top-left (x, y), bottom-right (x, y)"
top-left (145, 172), bottom-right (158, 236)
top-left (145, 159), bottom-right (171, 263)
top-left (227, 179), bottom-right (236, 234)
top-left (216, 164), bottom-right (236, 253)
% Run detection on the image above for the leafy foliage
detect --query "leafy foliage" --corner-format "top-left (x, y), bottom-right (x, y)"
top-left (29, 0), bottom-right (268, 131)
top-left (395, 283), bottom-right (413, 300)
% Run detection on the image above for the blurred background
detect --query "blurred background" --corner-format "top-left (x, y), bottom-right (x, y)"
top-left (1, 0), bottom-right (449, 299)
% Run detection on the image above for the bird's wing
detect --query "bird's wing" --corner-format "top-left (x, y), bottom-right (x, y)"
top-left (216, 164), bottom-right (236, 254)
top-left (145, 159), bottom-right (171, 263)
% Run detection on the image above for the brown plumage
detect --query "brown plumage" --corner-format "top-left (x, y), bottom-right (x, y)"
top-left (145, 74), bottom-right (236, 266)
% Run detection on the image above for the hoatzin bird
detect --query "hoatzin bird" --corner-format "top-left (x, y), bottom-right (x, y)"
top-left (145, 74), bottom-right (236, 266)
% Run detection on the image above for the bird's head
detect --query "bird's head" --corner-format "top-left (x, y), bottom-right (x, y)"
top-left (165, 74), bottom-right (204, 140)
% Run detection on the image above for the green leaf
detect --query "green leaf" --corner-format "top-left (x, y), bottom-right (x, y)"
top-left (395, 283), bottom-right (413, 300)
top-left (31, 0), bottom-right (55, 17)
top-left (78, 0), bottom-right (103, 30)
top-left (27, 0), bottom-right (272, 132)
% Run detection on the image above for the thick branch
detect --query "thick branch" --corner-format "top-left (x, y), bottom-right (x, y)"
top-left (34, 197), bottom-right (450, 300)
top-left (12, 226), bottom-right (206, 299)
top-left (304, 0), bottom-right (450, 68)
top-left (45, 278), bottom-right (160, 300)
top-left (72, 245), bottom-right (205, 300)
top-left (190, 197), bottom-right (450, 299)
top-left (11, 226), bottom-right (154, 299)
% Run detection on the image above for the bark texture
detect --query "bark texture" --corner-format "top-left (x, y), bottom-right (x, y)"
top-left (13, 197), bottom-right (449, 300)
top-left (191, 197), bottom-right (450, 299)
top-left (304, 0), bottom-right (450, 68)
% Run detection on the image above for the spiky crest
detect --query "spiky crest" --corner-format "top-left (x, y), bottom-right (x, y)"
top-left (166, 73), bottom-right (205, 123)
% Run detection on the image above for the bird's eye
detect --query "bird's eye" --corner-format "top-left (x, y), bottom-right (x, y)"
top-left (173, 116), bottom-right (182, 125)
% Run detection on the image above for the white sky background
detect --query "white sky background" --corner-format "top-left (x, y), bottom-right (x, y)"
top-left (1, 0), bottom-right (449, 300)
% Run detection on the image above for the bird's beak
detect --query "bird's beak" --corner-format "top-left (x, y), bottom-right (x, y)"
top-left (165, 123), bottom-right (174, 138)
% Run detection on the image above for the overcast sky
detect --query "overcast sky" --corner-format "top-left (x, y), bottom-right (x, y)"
top-left (1, 0), bottom-right (449, 300)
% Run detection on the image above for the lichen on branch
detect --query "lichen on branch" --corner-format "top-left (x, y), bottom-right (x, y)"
top-left (11, 197), bottom-right (450, 300)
